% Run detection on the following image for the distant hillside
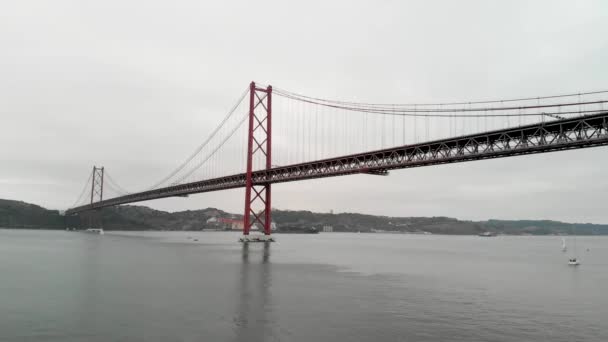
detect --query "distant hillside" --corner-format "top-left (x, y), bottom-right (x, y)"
top-left (0, 199), bottom-right (64, 229)
top-left (273, 210), bottom-right (608, 235)
top-left (1, 198), bottom-right (608, 235)
top-left (272, 210), bottom-right (485, 235)
top-left (483, 219), bottom-right (607, 235)
top-left (95, 206), bottom-right (232, 230)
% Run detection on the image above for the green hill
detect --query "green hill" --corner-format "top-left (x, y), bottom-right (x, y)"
top-left (0, 199), bottom-right (64, 229)
top-left (1, 198), bottom-right (608, 235)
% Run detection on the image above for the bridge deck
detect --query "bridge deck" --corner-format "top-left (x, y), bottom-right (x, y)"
top-left (66, 112), bottom-right (608, 215)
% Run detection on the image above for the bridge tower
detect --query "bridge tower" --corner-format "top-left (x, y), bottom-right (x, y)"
top-left (87, 166), bottom-right (104, 229)
top-left (90, 166), bottom-right (104, 204)
top-left (243, 82), bottom-right (273, 239)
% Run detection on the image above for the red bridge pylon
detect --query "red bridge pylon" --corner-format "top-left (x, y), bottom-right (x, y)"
top-left (90, 166), bottom-right (104, 204)
top-left (243, 82), bottom-right (273, 237)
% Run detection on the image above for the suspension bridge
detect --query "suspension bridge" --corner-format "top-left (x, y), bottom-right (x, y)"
top-left (65, 82), bottom-right (608, 238)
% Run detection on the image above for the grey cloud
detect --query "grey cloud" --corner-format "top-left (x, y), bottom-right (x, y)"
top-left (1, 0), bottom-right (608, 222)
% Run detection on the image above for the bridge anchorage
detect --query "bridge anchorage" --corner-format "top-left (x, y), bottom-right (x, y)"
top-left (65, 83), bottom-right (608, 241)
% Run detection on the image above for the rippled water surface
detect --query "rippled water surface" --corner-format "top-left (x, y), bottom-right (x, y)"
top-left (1, 229), bottom-right (607, 341)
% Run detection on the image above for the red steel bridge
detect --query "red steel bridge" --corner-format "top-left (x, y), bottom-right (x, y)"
top-left (66, 82), bottom-right (608, 236)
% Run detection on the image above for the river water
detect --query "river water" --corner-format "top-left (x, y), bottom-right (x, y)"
top-left (0, 229), bottom-right (606, 341)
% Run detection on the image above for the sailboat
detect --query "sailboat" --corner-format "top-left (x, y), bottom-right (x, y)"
top-left (561, 237), bottom-right (567, 252)
top-left (568, 227), bottom-right (580, 266)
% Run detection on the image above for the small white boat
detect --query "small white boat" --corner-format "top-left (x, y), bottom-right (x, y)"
top-left (561, 237), bottom-right (567, 252)
top-left (567, 227), bottom-right (580, 266)
top-left (85, 228), bottom-right (104, 235)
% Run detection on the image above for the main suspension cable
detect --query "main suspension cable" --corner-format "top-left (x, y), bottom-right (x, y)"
top-left (70, 171), bottom-right (93, 208)
top-left (148, 86), bottom-right (249, 189)
top-left (104, 171), bottom-right (131, 195)
top-left (171, 111), bottom-right (250, 185)
top-left (273, 87), bottom-right (608, 108)
top-left (275, 90), bottom-right (608, 116)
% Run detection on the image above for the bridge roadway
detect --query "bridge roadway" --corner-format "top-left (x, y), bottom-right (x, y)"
top-left (66, 112), bottom-right (608, 215)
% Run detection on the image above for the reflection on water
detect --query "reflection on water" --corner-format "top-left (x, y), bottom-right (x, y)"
top-left (1, 231), bottom-right (607, 342)
top-left (79, 235), bottom-right (102, 329)
top-left (235, 242), bottom-right (272, 342)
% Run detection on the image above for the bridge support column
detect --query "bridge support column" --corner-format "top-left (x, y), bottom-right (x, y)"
top-left (90, 166), bottom-right (104, 204)
top-left (87, 209), bottom-right (103, 229)
top-left (243, 82), bottom-right (273, 239)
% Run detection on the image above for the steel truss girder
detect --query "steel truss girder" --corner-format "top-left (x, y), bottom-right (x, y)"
top-left (66, 112), bottom-right (608, 215)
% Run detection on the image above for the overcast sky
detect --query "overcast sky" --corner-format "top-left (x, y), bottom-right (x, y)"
top-left (1, 0), bottom-right (608, 223)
